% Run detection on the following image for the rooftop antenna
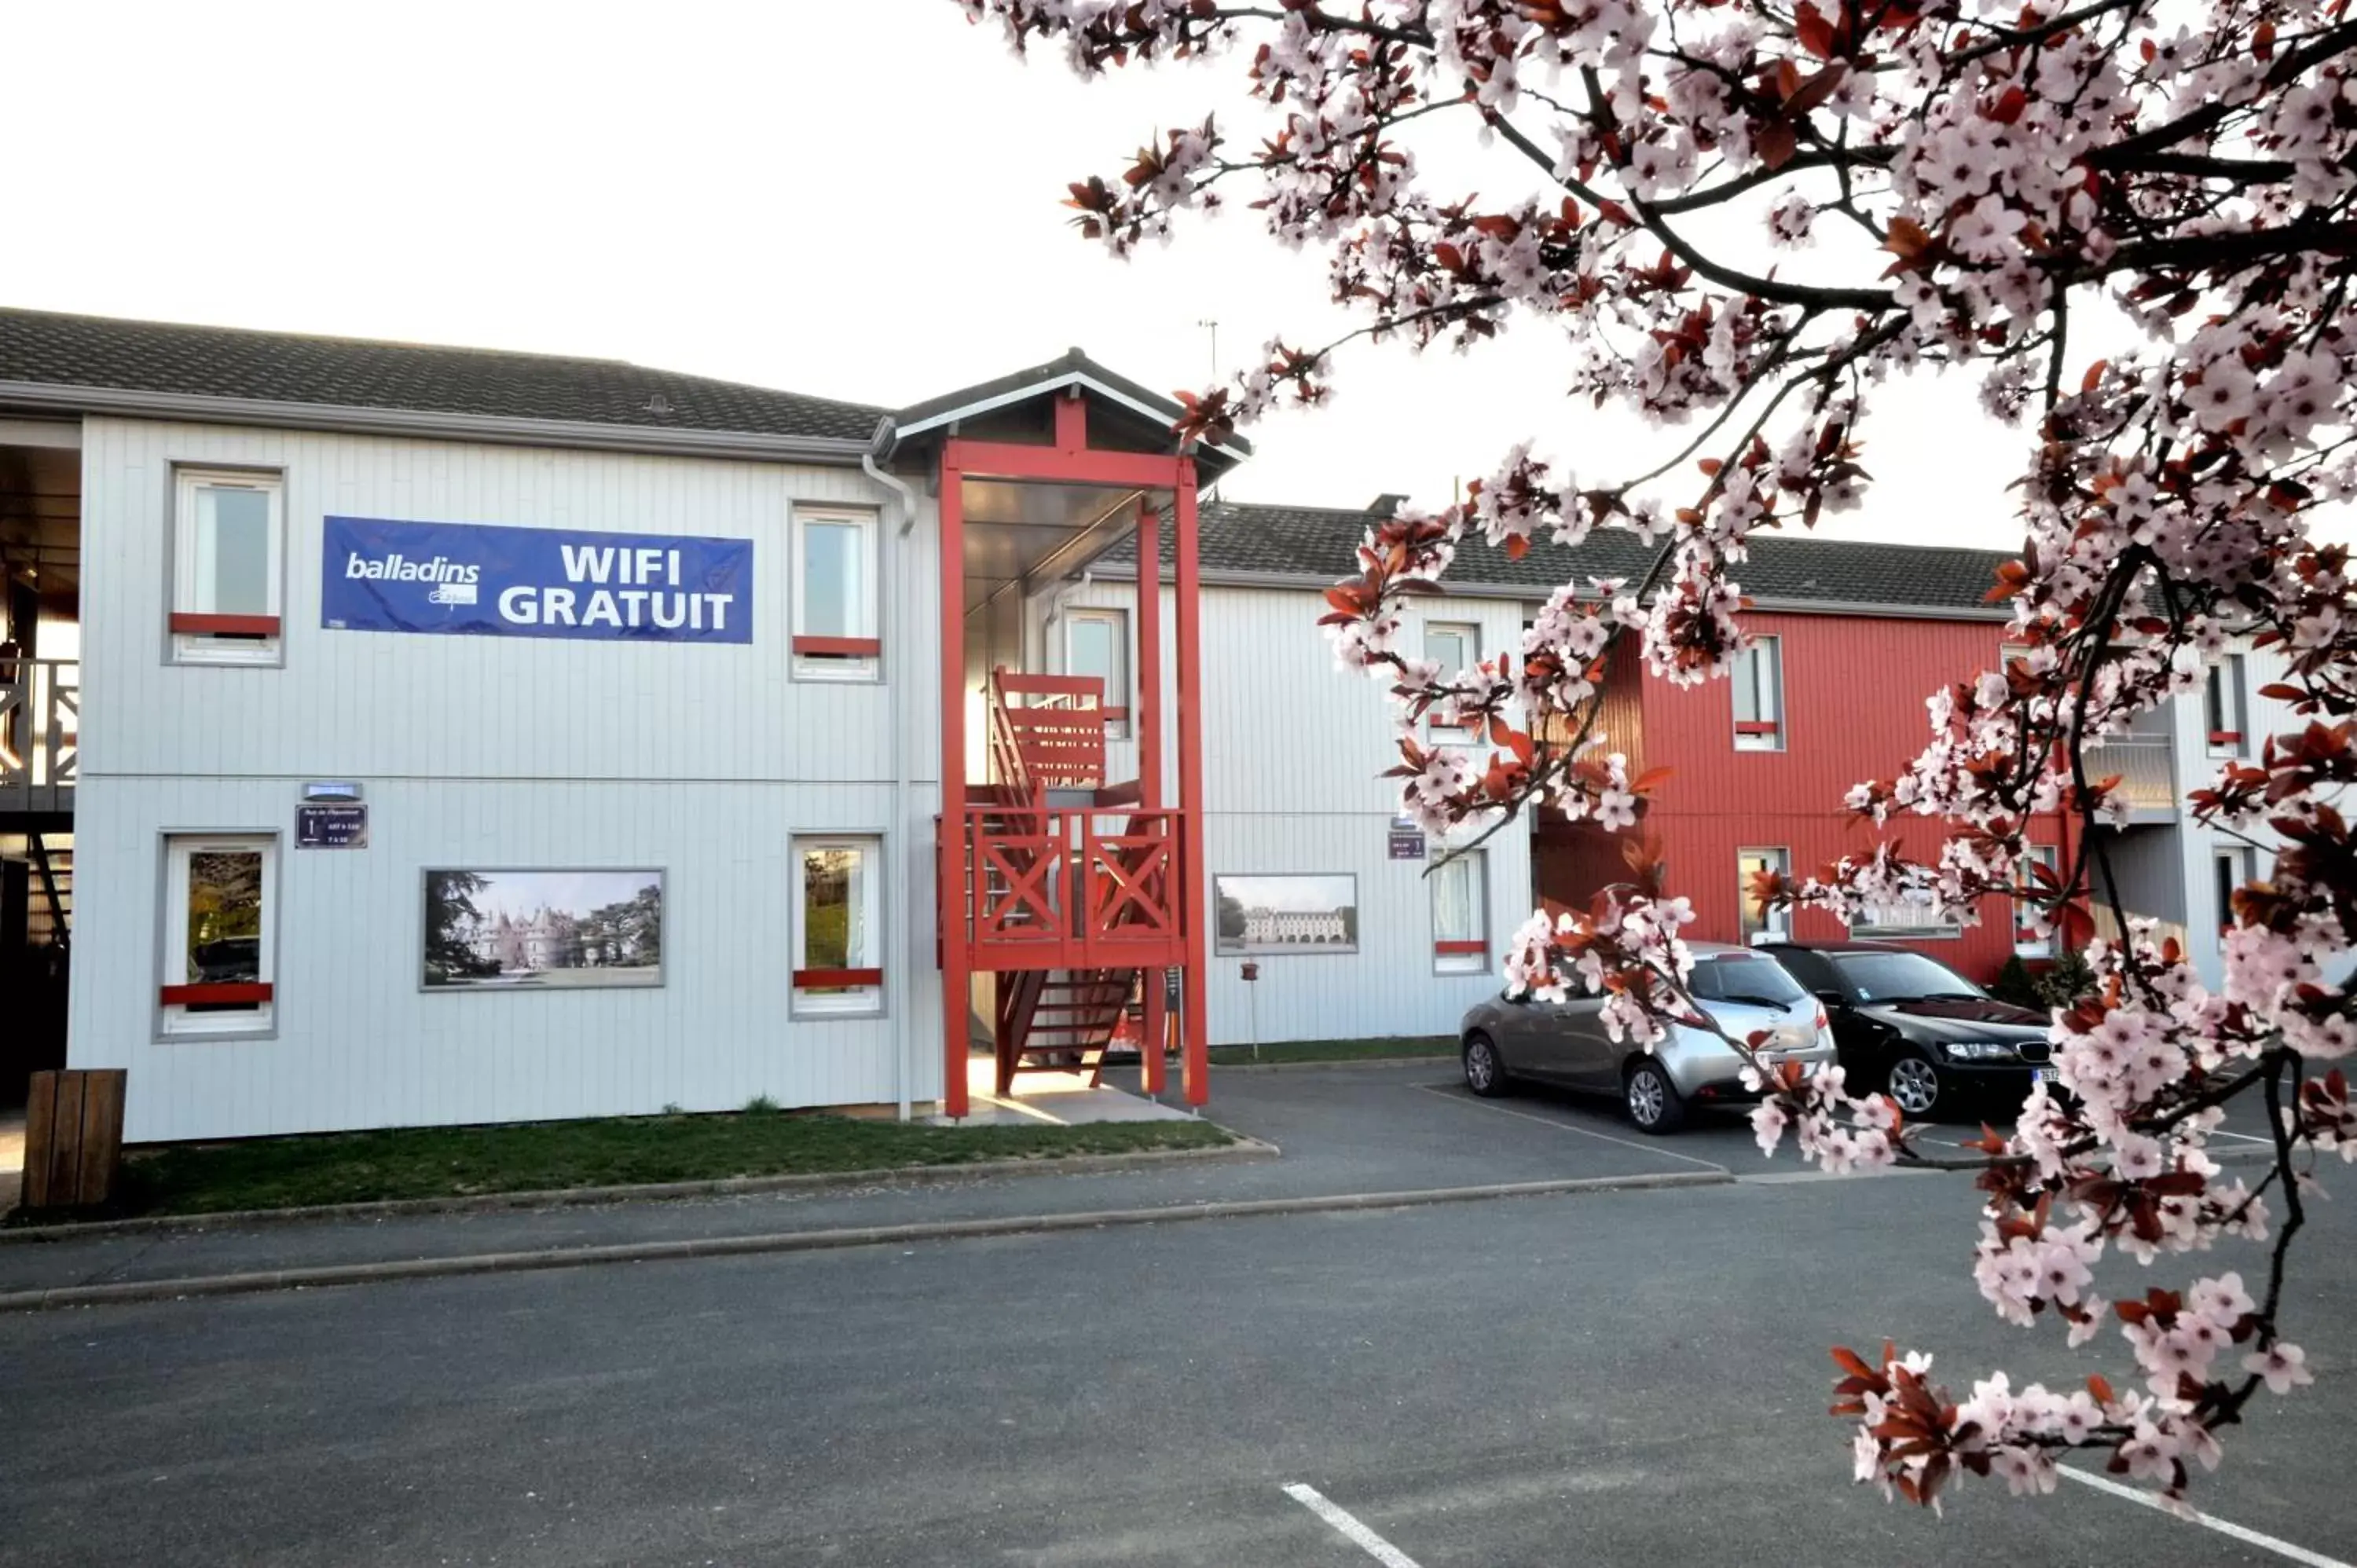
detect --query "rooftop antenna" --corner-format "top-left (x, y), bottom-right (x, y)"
top-left (1197, 318), bottom-right (1219, 383)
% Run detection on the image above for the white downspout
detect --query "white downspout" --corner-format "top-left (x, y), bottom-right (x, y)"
top-left (1041, 570), bottom-right (1095, 650)
top-left (864, 449), bottom-right (922, 1122)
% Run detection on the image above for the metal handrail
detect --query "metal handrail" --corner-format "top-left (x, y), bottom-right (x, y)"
top-left (2083, 733), bottom-right (2178, 811)
top-left (955, 807), bottom-right (1184, 958)
top-left (0, 657), bottom-right (79, 797)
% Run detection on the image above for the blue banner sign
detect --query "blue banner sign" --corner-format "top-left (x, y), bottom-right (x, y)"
top-left (321, 516), bottom-right (752, 643)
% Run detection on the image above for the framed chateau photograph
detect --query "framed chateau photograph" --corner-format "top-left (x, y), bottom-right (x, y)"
top-left (421, 868), bottom-right (665, 990)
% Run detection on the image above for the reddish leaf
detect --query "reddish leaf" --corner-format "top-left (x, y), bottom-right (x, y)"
top-left (1795, 2), bottom-right (1837, 57)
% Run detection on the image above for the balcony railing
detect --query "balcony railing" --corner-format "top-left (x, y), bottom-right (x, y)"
top-left (2082, 734), bottom-right (2177, 818)
top-left (947, 806), bottom-right (1186, 972)
top-left (0, 658), bottom-right (78, 813)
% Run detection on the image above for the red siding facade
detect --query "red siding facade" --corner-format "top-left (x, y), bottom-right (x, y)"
top-left (1534, 611), bottom-right (2058, 982)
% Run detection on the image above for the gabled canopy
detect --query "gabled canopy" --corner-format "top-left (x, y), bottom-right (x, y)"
top-left (891, 347), bottom-right (1249, 481)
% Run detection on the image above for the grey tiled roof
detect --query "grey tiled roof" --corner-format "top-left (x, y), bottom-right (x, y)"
top-left (1105, 499), bottom-right (2014, 614)
top-left (0, 306), bottom-right (888, 442)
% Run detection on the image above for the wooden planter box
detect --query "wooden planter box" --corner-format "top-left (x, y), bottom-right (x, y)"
top-left (20, 1068), bottom-right (127, 1211)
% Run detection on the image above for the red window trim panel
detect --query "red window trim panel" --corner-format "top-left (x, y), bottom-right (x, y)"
top-left (160, 982), bottom-right (274, 1006)
top-left (2209, 729), bottom-right (2244, 746)
top-left (1734, 720), bottom-right (1781, 736)
top-left (792, 636), bottom-right (882, 658)
top-left (793, 968), bottom-right (884, 988)
top-left (1433, 940), bottom-right (1490, 955)
top-left (170, 613), bottom-right (281, 638)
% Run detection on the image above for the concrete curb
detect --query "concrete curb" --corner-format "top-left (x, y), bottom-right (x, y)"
top-left (0, 1134), bottom-right (1276, 1244)
top-left (0, 1169), bottom-right (1731, 1313)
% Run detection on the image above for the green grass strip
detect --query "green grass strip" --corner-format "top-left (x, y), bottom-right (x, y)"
top-left (1205, 1035), bottom-right (1456, 1066)
top-left (65, 1112), bottom-right (1231, 1220)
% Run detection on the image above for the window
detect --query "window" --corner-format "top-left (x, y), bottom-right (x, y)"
top-left (2015, 844), bottom-right (2060, 957)
top-left (1733, 636), bottom-right (1783, 749)
top-left (1736, 847), bottom-right (1791, 943)
top-left (160, 834), bottom-right (275, 1036)
top-left (1431, 850), bottom-right (1487, 974)
top-left (1825, 949), bottom-right (1985, 1002)
top-left (1064, 607), bottom-right (1131, 738)
top-left (1688, 952), bottom-right (1808, 1006)
top-left (1426, 621), bottom-right (1478, 731)
top-left (2205, 654), bottom-right (2246, 755)
top-left (171, 469), bottom-right (284, 665)
top-left (2214, 846), bottom-right (2256, 937)
top-left (795, 836), bottom-right (882, 1015)
top-left (793, 509), bottom-right (880, 680)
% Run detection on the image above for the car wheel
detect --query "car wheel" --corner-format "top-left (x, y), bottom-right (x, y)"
top-left (1886, 1052), bottom-right (1943, 1118)
top-left (1463, 1032), bottom-right (1510, 1098)
top-left (1625, 1058), bottom-right (1688, 1134)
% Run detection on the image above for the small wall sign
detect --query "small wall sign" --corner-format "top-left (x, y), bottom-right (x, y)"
top-left (296, 803), bottom-right (369, 848)
top-left (1387, 815), bottom-right (1427, 860)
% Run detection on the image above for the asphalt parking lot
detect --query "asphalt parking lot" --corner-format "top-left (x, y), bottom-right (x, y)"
top-left (1126, 1056), bottom-right (2288, 1182)
top-left (2, 1162), bottom-right (2347, 1566)
top-left (0, 1058), bottom-right (2288, 1302)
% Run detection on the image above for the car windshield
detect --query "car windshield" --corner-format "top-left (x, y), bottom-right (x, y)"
top-left (1827, 951), bottom-right (1985, 1003)
top-left (1687, 954), bottom-right (1807, 1009)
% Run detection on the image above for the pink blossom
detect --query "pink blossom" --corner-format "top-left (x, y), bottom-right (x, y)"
top-left (2244, 1342), bottom-right (2315, 1395)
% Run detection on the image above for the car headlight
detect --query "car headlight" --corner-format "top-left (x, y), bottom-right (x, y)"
top-left (1939, 1040), bottom-right (2020, 1062)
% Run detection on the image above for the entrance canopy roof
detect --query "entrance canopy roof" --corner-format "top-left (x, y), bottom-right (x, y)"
top-left (893, 348), bottom-right (1248, 614)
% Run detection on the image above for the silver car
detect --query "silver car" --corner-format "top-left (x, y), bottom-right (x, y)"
top-left (1457, 943), bottom-right (1838, 1134)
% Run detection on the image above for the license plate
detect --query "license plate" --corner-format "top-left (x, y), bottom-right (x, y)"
top-left (2033, 1068), bottom-right (2055, 1085)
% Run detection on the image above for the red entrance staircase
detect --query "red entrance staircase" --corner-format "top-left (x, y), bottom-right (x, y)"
top-left (954, 669), bottom-right (1181, 1095)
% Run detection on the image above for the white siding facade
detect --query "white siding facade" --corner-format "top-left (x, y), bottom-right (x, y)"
top-left (1034, 579), bottom-right (1530, 1048)
top-left (69, 416), bottom-right (945, 1141)
top-left (2166, 639), bottom-right (2297, 991)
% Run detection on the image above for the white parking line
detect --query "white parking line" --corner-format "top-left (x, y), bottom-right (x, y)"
top-left (1413, 1083), bottom-right (1732, 1174)
top-left (1282, 1482), bottom-right (1424, 1567)
top-left (2060, 1466), bottom-right (2352, 1568)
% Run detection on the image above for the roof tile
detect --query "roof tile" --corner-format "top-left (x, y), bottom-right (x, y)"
top-left (1107, 499), bottom-right (2013, 614)
top-left (0, 306), bottom-right (886, 442)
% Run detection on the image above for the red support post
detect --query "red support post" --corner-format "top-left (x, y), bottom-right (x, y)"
top-left (939, 461), bottom-right (970, 1119)
top-left (1173, 462), bottom-right (1211, 1106)
top-left (1053, 390), bottom-right (1087, 453)
top-left (1136, 497), bottom-right (1168, 1095)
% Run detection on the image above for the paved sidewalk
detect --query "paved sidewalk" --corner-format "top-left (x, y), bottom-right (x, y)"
top-left (0, 1063), bottom-right (1720, 1299)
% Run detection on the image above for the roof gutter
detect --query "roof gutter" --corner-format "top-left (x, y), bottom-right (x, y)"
top-left (1083, 560), bottom-right (2014, 622)
top-left (0, 380), bottom-right (879, 466)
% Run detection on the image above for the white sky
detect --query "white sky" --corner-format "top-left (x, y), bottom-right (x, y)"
top-left (2, 0), bottom-right (2294, 551)
top-left (1218, 874), bottom-right (1356, 913)
top-left (463, 871), bottom-right (658, 925)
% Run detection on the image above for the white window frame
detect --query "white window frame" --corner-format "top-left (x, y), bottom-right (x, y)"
top-left (1426, 621), bottom-right (1479, 732)
top-left (1736, 846), bottom-right (1791, 943)
top-left (159, 833), bottom-right (277, 1039)
top-left (793, 833), bottom-right (885, 1017)
top-left (1430, 849), bottom-right (1488, 975)
top-left (791, 508), bottom-right (881, 683)
top-left (1063, 606), bottom-right (1131, 739)
top-left (2205, 654), bottom-right (2247, 757)
top-left (1733, 636), bottom-right (1783, 751)
top-left (170, 467), bottom-right (285, 667)
top-left (2014, 844), bottom-right (2060, 958)
top-left (2214, 845), bottom-right (2256, 938)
